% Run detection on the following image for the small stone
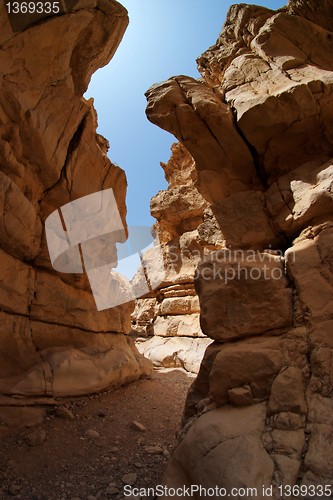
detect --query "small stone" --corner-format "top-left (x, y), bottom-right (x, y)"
top-left (228, 385), bottom-right (254, 406)
top-left (132, 421), bottom-right (146, 432)
top-left (55, 406), bottom-right (75, 420)
top-left (144, 445), bottom-right (164, 455)
top-left (121, 472), bottom-right (137, 486)
top-left (26, 429), bottom-right (47, 447)
top-left (85, 429), bottom-right (100, 439)
top-left (110, 447), bottom-right (119, 452)
top-left (105, 487), bottom-right (120, 495)
top-left (108, 483), bottom-right (117, 488)
top-left (87, 496), bottom-right (97, 500)
top-left (8, 484), bottom-right (21, 496)
top-left (98, 409), bottom-right (107, 418)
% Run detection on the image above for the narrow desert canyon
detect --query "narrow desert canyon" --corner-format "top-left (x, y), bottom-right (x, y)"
top-left (0, 0), bottom-right (333, 497)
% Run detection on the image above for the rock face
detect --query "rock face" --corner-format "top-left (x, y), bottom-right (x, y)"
top-left (0, 0), bottom-right (152, 398)
top-left (133, 143), bottom-right (213, 374)
top-left (145, 0), bottom-right (333, 493)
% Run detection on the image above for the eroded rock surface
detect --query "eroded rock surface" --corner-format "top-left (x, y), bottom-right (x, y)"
top-left (0, 0), bottom-right (152, 399)
top-left (133, 143), bottom-right (214, 374)
top-left (145, 0), bottom-right (333, 494)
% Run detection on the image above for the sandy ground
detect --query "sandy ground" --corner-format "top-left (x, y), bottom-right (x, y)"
top-left (0, 369), bottom-right (193, 500)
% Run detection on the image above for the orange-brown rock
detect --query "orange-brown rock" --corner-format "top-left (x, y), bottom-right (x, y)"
top-left (145, 0), bottom-right (333, 494)
top-left (0, 0), bottom-right (152, 398)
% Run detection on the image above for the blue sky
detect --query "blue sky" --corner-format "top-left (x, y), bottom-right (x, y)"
top-left (86, 0), bottom-right (285, 227)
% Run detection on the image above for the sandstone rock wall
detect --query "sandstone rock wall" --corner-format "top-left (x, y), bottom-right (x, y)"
top-left (145, 0), bottom-right (333, 493)
top-left (0, 0), bottom-right (152, 399)
top-left (133, 143), bottom-right (214, 374)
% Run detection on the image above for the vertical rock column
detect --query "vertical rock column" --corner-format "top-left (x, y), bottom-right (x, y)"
top-left (133, 143), bottom-right (215, 374)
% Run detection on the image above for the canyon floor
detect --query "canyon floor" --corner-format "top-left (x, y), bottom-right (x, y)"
top-left (0, 369), bottom-right (193, 500)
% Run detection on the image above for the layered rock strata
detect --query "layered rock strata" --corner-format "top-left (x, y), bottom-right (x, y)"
top-left (0, 0), bottom-right (152, 399)
top-left (133, 143), bottom-right (214, 374)
top-left (145, 0), bottom-right (333, 493)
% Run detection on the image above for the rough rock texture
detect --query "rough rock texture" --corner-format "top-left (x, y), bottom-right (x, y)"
top-left (133, 143), bottom-right (214, 374)
top-left (145, 0), bottom-right (333, 494)
top-left (0, 0), bottom-right (152, 398)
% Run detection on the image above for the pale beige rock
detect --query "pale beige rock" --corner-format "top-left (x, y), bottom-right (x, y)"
top-left (131, 142), bottom-right (210, 374)
top-left (131, 234), bottom-right (202, 292)
top-left (136, 336), bottom-right (212, 374)
top-left (158, 296), bottom-right (200, 316)
top-left (153, 314), bottom-right (204, 338)
top-left (160, 283), bottom-right (196, 299)
top-left (132, 299), bottom-right (157, 324)
top-left (161, 143), bottom-right (196, 188)
top-left (197, 207), bottom-right (224, 249)
top-left (131, 298), bottom-right (157, 336)
top-left (151, 186), bottom-right (207, 238)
